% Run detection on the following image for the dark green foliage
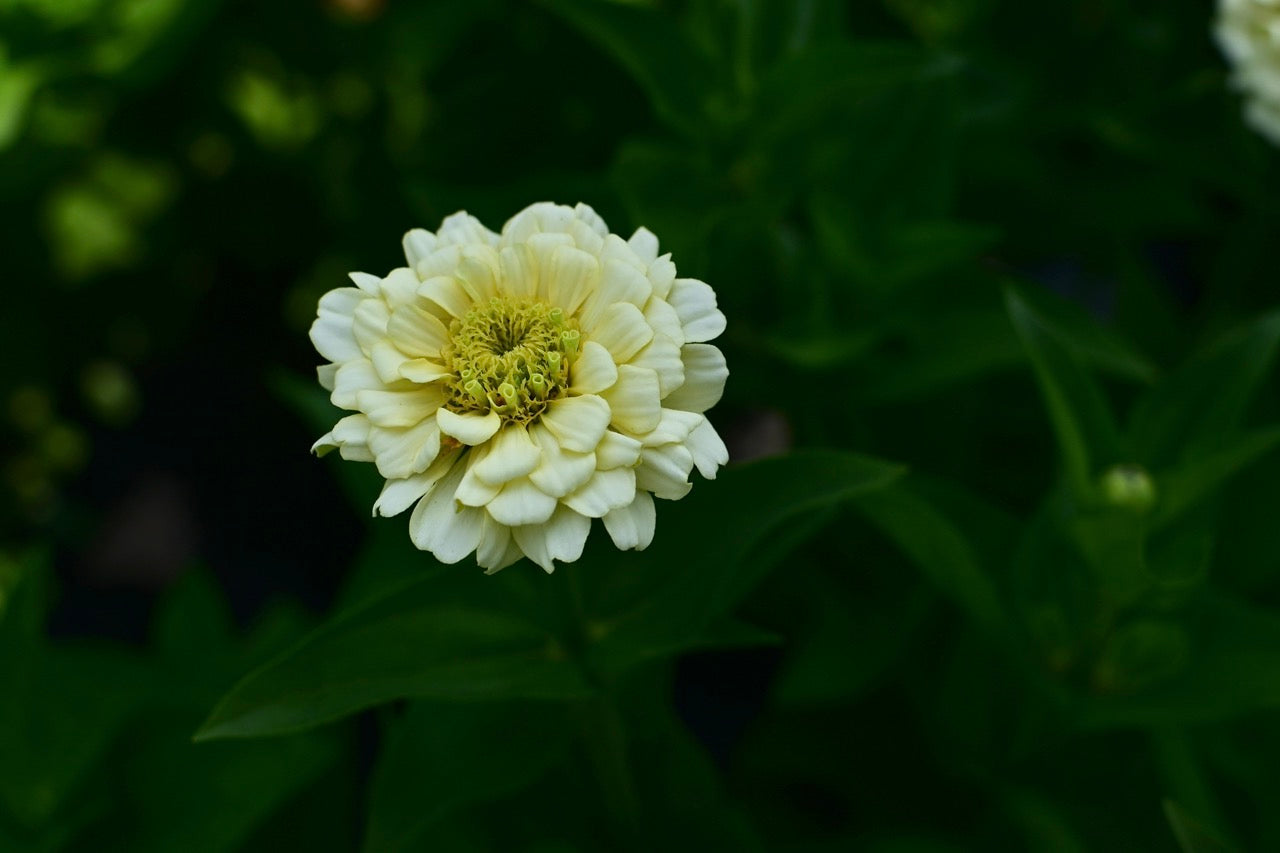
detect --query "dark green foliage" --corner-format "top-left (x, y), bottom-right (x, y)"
top-left (4, 0), bottom-right (1280, 849)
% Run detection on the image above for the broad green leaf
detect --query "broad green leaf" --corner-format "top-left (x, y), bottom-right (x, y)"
top-left (363, 701), bottom-right (571, 853)
top-left (1006, 286), bottom-right (1124, 498)
top-left (1128, 310), bottom-right (1280, 467)
top-left (584, 451), bottom-right (904, 675)
top-left (1164, 800), bottom-right (1236, 853)
top-left (540, 0), bottom-right (722, 134)
top-left (1079, 594), bottom-right (1280, 727)
top-left (195, 571), bottom-right (592, 741)
top-left (1152, 426), bottom-right (1280, 528)
top-left (851, 480), bottom-right (1008, 637)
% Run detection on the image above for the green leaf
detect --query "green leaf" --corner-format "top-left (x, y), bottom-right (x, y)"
top-left (1006, 286), bottom-right (1124, 498)
top-left (1153, 426), bottom-right (1280, 528)
top-left (539, 0), bottom-right (721, 134)
top-left (195, 570), bottom-right (592, 741)
top-left (851, 479), bottom-right (1008, 637)
top-left (1164, 800), bottom-right (1236, 853)
top-left (1079, 595), bottom-right (1280, 727)
top-left (1128, 310), bottom-right (1280, 468)
top-left (584, 450), bottom-right (903, 675)
top-left (363, 701), bottom-right (572, 853)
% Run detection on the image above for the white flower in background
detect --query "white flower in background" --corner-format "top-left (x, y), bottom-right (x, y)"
top-left (1217, 0), bottom-right (1280, 144)
top-left (309, 202), bottom-right (729, 573)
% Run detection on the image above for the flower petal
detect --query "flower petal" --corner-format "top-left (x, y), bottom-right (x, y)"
top-left (686, 417), bottom-right (729, 479)
top-left (668, 277), bottom-right (726, 343)
top-left (563, 467), bottom-right (637, 518)
top-left (310, 287), bottom-right (365, 362)
top-left (370, 339), bottom-right (409, 384)
top-left (473, 424), bottom-right (541, 486)
top-left (635, 444), bottom-right (694, 500)
top-left (373, 451), bottom-right (456, 517)
top-left (544, 505), bottom-right (591, 564)
top-left (353, 298), bottom-right (392, 353)
top-left (627, 227), bottom-right (659, 264)
top-left (663, 344), bottom-right (728, 414)
top-left (528, 424), bottom-right (596, 497)
top-left (602, 491), bottom-right (656, 551)
top-left (387, 304), bottom-right (450, 358)
top-left (499, 244), bottom-right (538, 300)
top-left (587, 303), bottom-right (653, 363)
top-left (408, 461), bottom-right (484, 563)
top-left (311, 413), bottom-right (370, 457)
top-left (379, 267), bottom-right (422, 308)
top-left (639, 408), bottom-right (703, 447)
top-left (418, 275), bottom-right (473, 319)
top-left (456, 446), bottom-right (501, 507)
top-left (356, 387), bottom-right (447, 428)
top-left (569, 341), bottom-right (618, 395)
top-left (437, 211), bottom-right (498, 247)
top-left (595, 430), bottom-right (642, 470)
top-left (399, 358), bottom-right (452, 384)
top-left (402, 228), bottom-right (438, 269)
top-left (368, 418), bottom-right (442, 479)
top-left (317, 363), bottom-right (337, 391)
top-left (348, 271), bottom-right (382, 294)
top-left (540, 394), bottom-right (611, 453)
top-left (476, 514), bottom-right (516, 573)
top-left (546, 245), bottom-right (599, 316)
top-left (456, 245), bottom-right (501, 301)
top-left (486, 477), bottom-right (558, 527)
top-left (602, 365), bottom-right (662, 435)
top-left (629, 333), bottom-right (684, 397)
top-left (648, 254), bottom-right (676, 300)
top-left (578, 258), bottom-right (652, 329)
top-left (436, 408), bottom-right (502, 445)
top-left (331, 360), bottom-right (384, 409)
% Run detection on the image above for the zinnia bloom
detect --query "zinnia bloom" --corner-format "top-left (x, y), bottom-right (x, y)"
top-left (309, 202), bottom-right (728, 572)
top-left (1217, 0), bottom-right (1280, 144)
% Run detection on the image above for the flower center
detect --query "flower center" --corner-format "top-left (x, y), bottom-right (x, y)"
top-left (440, 296), bottom-right (580, 423)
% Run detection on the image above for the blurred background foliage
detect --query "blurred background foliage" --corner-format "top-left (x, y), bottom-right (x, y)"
top-left (2, 0), bottom-right (1279, 850)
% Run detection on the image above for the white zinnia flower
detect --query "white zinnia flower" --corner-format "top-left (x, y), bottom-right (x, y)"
top-left (308, 202), bottom-right (729, 573)
top-left (1217, 0), bottom-right (1280, 144)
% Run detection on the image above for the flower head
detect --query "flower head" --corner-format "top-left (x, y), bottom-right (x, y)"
top-left (309, 202), bottom-right (729, 573)
top-left (1217, 0), bottom-right (1280, 144)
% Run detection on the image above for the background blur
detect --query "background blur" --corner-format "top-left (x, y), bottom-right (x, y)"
top-left (3, 0), bottom-right (1279, 850)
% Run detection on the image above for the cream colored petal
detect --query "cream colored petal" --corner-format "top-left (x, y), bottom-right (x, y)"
top-left (370, 339), bottom-right (409, 384)
top-left (668, 277), bottom-right (726, 343)
top-left (629, 333), bottom-right (684, 397)
top-left (639, 408), bottom-right (703, 447)
top-left (436, 408), bottom-right (501, 445)
top-left (643, 297), bottom-right (685, 346)
top-left (563, 467), bottom-right (637, 518)
top-left (456, 446), bottom-right (501, 507)
top-left (437, 211), bottom-right (499, 247)
top-left (402, 228), bottom-right (438, 269)
top-left (413, 244), bottom-right (461, 281)
top-left (379, 267), bottom-right (422, 308)
top-left (486, 477), bottom-right (558, 527)
top-left (498, 244), bottom-right (538, 300)
top-left (348, 271), bottom-right (381, 294)
top-left (541, 394), bottom-right (611, 453)
top-left (356, 386), bottom-right (446, 428)
top-left (310, 287), bottom-right (365, 362)
top-left (353, 298), bottom-right (391, 353)
top-left (473, 424), bottom-right (541, 486)
top-left (368, 418), bottom-right (442, 479)
top-left (511, 524), bottom-right (554, 573)
top-left (544, 505), bottom-right (591, 564)
top-left (418, 275), bottom-right (473, 319)
top-left (594, 430), bottom-right (642, 470)
top-left (647, 254), bottom-right (676, 300)
top-left (686, 417), bottom-right (729, 479)
top-left (587, 303), bottom-right (653, 363)
top-left (663, 344), bottom-right (728, 414)
top-left (399, 358), bottom-right (452, 384)
top-left (578, 259), bottom-right (651, 329)
top-left (409, 461), bottom-right (485, 563)
top-left (569, 341), bottom-right (618, 395)
top-left (602, 365), bottom-right (662, 434)
top-left (573, 202), bottom-right (609, 237)
top-left (528, 424), bottom-right (596, 497)
top-left (501, 204), bottom-right (550, 244)
top-left (476, 514), bottom-right (516, 573)
top-left (602, 491), bottom-right (656, 551)
top-left (331, 360), bottom-right (383, 409)
top-left (317, 363), bottom-right (337, 391)
top-left (635, 444), bottom-right (694, 500)
top-left (566, 218), bottom-right (605, 255)
top-left (311, 413), bottom-right (370, 457)
top-left (546, 245), bottom-right (599, 316)
top-left (627, 226), bottom-right (659, 264)
top-left (456, 245), bottom-right (501, 301)
top-left (373, 451), bottom-right (455, 517)
top-left (387, 304), bottom-right (450, 358)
